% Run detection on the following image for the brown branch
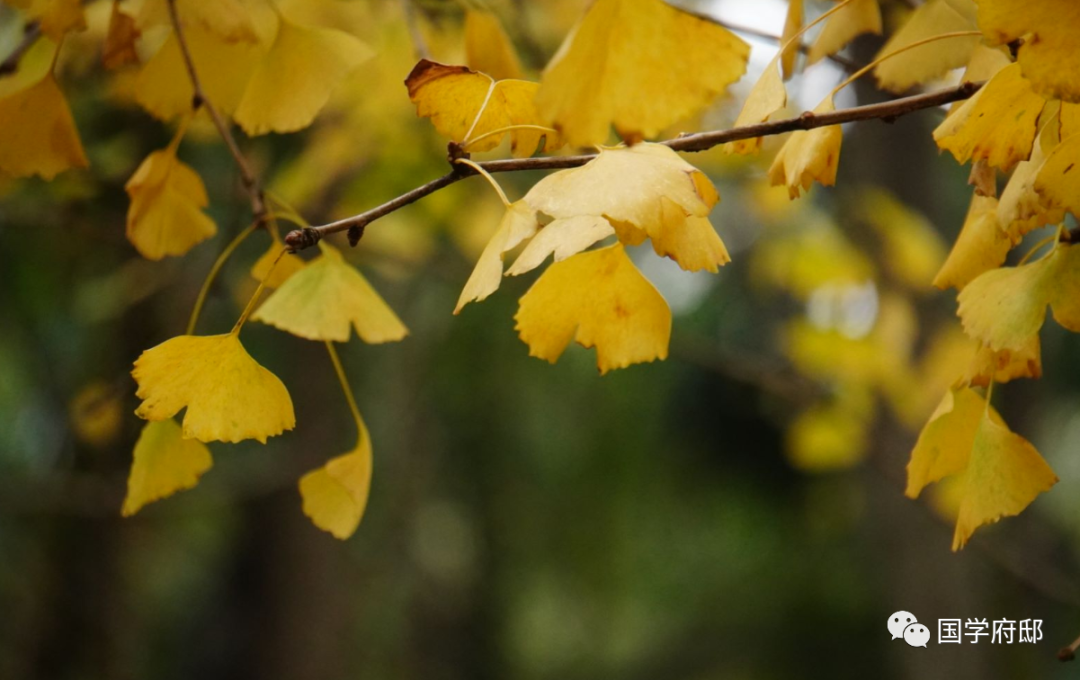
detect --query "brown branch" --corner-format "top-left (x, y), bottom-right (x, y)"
top-left (0, 21), bottom-right (41, 78)
top-left (285, 80), bottom-right (983, 252)
top-left (164, 0), bottom-right (266, 221)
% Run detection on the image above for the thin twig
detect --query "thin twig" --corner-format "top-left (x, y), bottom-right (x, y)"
top-left (0, 21), bottom-right (41, 77)
top-left (285, 80), bottom-right (983, 251)
top-left (164, 0), bottom-right (266, 221)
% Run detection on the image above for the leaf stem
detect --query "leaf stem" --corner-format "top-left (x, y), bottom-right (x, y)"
top-left (187, 221), bottom-right (257, 335)
top-left (463, 124), bottom-right (559, 150)
top-left (230, 248), bottom-right (286, 335)
top-left (828, 31), bottom-right (983, 100)
top-left (324, 341), bottom-right (369, 448)
top-left (454, 158), bottom-right (512, 207)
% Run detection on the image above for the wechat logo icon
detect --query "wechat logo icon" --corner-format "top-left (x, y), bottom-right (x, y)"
top-left (889, 611), bottom-right (928, 648)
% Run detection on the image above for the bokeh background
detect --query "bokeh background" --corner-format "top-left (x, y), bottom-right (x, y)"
top-left (2, 0), bottom-right (1080, 678)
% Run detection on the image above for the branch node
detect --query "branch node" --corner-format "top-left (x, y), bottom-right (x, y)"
top-left (447, 141), bottom-right (471, 166)
top-left (1058, 647), bottom-right (1076, 662)
top-left (348, 223), bottom-right (367, 247)
top-left (798, 111), bottom-right (816, 128)
top-left (284, 227), bottom-right (321, 253)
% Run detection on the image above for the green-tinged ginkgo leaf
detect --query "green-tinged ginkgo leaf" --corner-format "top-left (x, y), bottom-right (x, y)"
top-left (768, 99), bottom-right (842, 199)
top-left (251, 235), bottom-right (305, 289)
top-left (235, 17), bottom-right (372, 135)
top-left (406, 60), bottom-right (558, 157)
top-left (299, 439), bottom-right (372, 539)
top-left (933, 194), bottom-right (1011, 290)
top-left (122, 419), bottom-right (213, 516)
top-left (133, 333), bottom-right (296, 444)
top-left (933, 63), bottom-right (1043, 170)
top-left (973, 0), bottom-right (1080, 102)
top-left (807, 0), bottom-right (881, 66)
top-left (457, 200), bottom-right (539, 313)
top-left (253, 242), bottom-right (408, 343)
top-left (464, 9), bottom-right (524, 81)
top-left (535, 0), bottom-right (749, 147)
top-left (873, 0), bottom-right (980, 93)
top-left (957, 243), bottom-right (1080, 350)
top-left (906, 386), bottom-right (988, 499)
top-left (515, 244), bottom-right (671, 374)
top-left (125, 145), bottom-right (217, 261)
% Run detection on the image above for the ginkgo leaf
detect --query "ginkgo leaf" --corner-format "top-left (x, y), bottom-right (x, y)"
top-left (807, 0), bottom-right (881, 66)
top-left (464, 9), bottom-right (524, 81)
top-left (103, 0), bottom-right (140, 70)
top-left (973, 0), bottom-right (1080, 102)
top-left (961, 336), bottom-right (1041, 387)
top-left (405, 60), bottom-right (557, 157)
top-left (933, 194), bottom-right (1011, 290)
top-left (780, 0), bottom-right (804, 80)
top-left (506, 215), bottom-right (614, 277)
top-left (933, 63), bottom-right (1043, 170)
top-left (906, 386), bottom-right (985, 499)
top-left (235, 17), bottom-right (372, 135)
top-left (122, 419), bottom-right (213, 516)
top-left (515, 244), bottom-right (671, 374)
top-left (456, 200), bottom-right (539, 313)
top-left (0, 72), bottom-right (87, 179)
top-left (859, 188), bottom-right (946, 289)
top-left (953, 409), bottom-right (1057, 550)
top-left (299, 439), bottom-right (372, 539)
top-left (1033, 131), bottom-right (1080, 221)
top-left (768, 99), bottom-right (842, 199)
top-left (535, 0), bottom-right (749, 147)
top-left (125, 145), bottom-right (217, 261)
top-left (999, 126), bottom-right (1063, 240)
top-left (133, 333), bottom-right (296, 444)
top-left (873, 0), bottom-right (980, 93)
top-left (136, 0), bottom-right (259, 43)
top-left (135, 25), bottom-right (262, 120)
top-left (251, 236), bottom-right (305, 289)
top-left (12, 0), bottom-right (86, 40)
top-left (957, 243), bottom-right (1080, 350)
top-left (787, 387), bottom-right (872, 472)
top-left (522, 143), bottom-right (728, 272)
top-left (253, 242), bottom-right (408, 343)
top-left (726, 56), bottom-right (786, 155)
top-left (0, 34), bottom-right (55, 99)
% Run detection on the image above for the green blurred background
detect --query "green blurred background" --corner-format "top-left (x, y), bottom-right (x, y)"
top-left (2, 0), bottom-right (1080, 678)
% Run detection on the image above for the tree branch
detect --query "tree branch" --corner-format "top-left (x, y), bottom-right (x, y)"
top-left (285, 80), bottom-right (983, 252)
top-left (0, 21), bottom-right (41, 77)
top-left (164, 0), bottom-right (266, 221)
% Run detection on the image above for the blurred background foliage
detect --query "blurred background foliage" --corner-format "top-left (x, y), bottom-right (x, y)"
top-left (2, 0), bottom-right (1080, 678)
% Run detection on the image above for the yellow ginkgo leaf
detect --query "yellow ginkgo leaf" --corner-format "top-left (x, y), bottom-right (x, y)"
top-left (135, 25), bottom-right (262, 120)
top-left (873, 0), bottom-right (980, 93)
top-left (957, 243), bottom-right (1080, 350)
top-left (235, 17), bottom-right (372, 135)
top-left (125, 145), bottom-right (217, 261)
top-left (251, 236), bottom-right (305, 289)
top-left (515, 244), bottom-right (671, 374)
top-left (132, 333), bottom-right (296, 444)
top-left (405, 60), bottom-right (557, 157)
top-left (103, 0), bottom-right (140, 70)
top-left (136, 0), bottom-right (259, 43)
top-left (998, 127), bottom-right (1064, 240)
top-left (953, 409), bottom-right (1057, 549)
top-left (933, 63), bottom-right (1043, 170)
top-left (780, 0), bottom-right (804, 80)
top-left (961, 336), bottom-right (1041, 387)
top-left (456, 200), bottom-right (539, 313)
top-left (973, 0), bottom-right (1080, 102)
top-left (859, 188), bottom-right (946, 289)
top-left (807, 0), bottom-right (882, 66)
top-left (786, 387), bottom-right (872, 472)
top-left (0, 72), bottom-right (87, 179)
top-left (535, 0), bottom-right (749, 147)
top-left (506, 215), bottom-right (613, 277)
top-left (464, 9), bottom-right (524, 81)
top-left (12, 0), bottom-right (86, 40)
top-left (299, 440), bottom-right (372, 539)
top-left (523, 143), bottom-right (727, 272)
top-left (253, 242), bottom-right (408, 343)
top-left (906, 386), bottom-right (986, 499)
top-left (122, 419), bottom-right (213, 516)
top-left (726, 56), bottom-right (786, 155)
top-left (933, 194), bottom-right (1011, 290)
top-left (1033, 131), bottom-right (1080, 221)
top-left (768, 99), bottom-right (842, 199)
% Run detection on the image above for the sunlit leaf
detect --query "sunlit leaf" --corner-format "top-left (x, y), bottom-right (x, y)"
top-left (122, 419), bottom-right (213, 516)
